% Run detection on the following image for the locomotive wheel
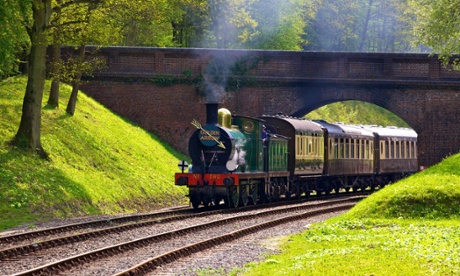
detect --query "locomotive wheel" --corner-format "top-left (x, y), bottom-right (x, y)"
top-left (214, 197), bottom-right (222, 206)
top-left (240, 185), bottom-right (249, 207)
top-left (295, 184), bottom-right (302, 200)
top-left (303, 183), bottom-right (310, 198)
top-left (228, 186), bottom-right (239, 208)
top-left (334, 185), bottom-right (340, 194)
top-left (191, 196), bottom-right (200, 209)
top-left (202, 197), bottom-right (211, 208)
top-left (250, 184), bottom-right (258, 205)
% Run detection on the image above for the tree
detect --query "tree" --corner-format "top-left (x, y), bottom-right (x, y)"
top-left (48, 0), bottom-right (105, 109)
top-left (13, 0), bottom-right (105, 157)
top-left (248, 0), bottom-right (310, 50)
top-left (172, 0), bottom-right (209, 47)
top-left (12, 0), bottom-right (52, 158)
top-left (304, 0), bottom-right (364, 51)
top-left (0, 0), bottom-right (30, 79)
top-left (304, 0), bottom-right (416, 52)
top-left (409, 0), bottom-right (460, 66)
top-left (362, 0), bottom-right (415, 52)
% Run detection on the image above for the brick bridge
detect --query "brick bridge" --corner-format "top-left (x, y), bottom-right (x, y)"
top-left (78, 47), bottom-right (460, 167)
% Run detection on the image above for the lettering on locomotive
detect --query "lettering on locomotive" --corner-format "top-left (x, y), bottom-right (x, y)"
top-left (198, 124), bottom-right (221, 147)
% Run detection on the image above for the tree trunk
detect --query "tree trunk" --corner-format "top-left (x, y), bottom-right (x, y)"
top-left (66, 45), bottom-right (86, 116)
top-left (359, 0), bottom-right (374, 52)
top-left (48, 43), bottom-right (61, 108)
top-left (13, 0), bottom-right (52, 159)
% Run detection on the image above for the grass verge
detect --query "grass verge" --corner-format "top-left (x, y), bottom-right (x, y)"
top-left (0, 76), bottom-right (188, 231)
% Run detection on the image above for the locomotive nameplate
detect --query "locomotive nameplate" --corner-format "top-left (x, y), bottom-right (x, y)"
top-left (199, 124), bottom-right (221, 147)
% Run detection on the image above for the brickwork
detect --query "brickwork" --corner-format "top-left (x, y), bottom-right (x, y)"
top-left (76, 47), bottom-right (460, 167)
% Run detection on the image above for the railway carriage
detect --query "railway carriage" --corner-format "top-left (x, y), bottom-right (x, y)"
top-left (315, 121), bottom-right (376, 193)
top-left (261, 115), bottom-right (324, 198)
top-left (362, 125), bottom-right (418, 185)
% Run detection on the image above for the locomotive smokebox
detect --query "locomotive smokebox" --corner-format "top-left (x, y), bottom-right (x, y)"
top-left (205, 102), bottom-right (219, 125)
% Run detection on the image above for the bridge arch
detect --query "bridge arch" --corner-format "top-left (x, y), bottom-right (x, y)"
top-left (288, 85), bottom-right (419, 130)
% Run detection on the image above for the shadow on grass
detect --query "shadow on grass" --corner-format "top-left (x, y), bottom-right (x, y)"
top-left (117, 115), bottom-right (189, 161)
top-left (0, 148), bottom-right (101, 231)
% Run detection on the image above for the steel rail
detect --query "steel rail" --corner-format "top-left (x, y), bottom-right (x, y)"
top-left (0, 206), bottom-right (190, 244)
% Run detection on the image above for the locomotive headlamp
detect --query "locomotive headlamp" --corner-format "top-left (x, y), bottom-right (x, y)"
top-left (223, 177), bottom-right (235, 186)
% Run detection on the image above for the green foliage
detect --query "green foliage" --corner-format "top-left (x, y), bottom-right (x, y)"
top-left (346, 154), bottom-right (460, 220)
top-left (409, 0), bottom-right (460, 67)
top-left (240, 220), bottom-right (460, 275)
top-left (0, 0), bottom-right (30, 79)
top-left (304, 0), bottom-right (416, 52)
top-left (305, 100), bottom-right (410, 127)
top-left (0, 76), bottom-right (187, 230)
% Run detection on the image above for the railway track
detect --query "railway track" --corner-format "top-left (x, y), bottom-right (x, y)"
top-left (0, 195), bottom-right (364, 275)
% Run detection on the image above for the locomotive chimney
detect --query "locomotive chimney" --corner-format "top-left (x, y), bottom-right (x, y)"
top-left (205, 102), bottom-right (219, 125)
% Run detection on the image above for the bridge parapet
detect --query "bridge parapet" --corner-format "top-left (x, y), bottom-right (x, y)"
top-left (79, 47), bottom-right (460, 86)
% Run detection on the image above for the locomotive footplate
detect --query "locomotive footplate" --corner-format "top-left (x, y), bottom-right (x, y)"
top-left (175, 171), bottom-right (290, 187)
top-left (175, 173), bottom-right (240, 187)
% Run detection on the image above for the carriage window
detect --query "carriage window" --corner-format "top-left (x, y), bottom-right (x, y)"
top-left (357, 140), bottom-right (361, 159)
top-left (347, 138), bottom-right (350, 158)
top-left (342, 138), bottom-right (350, 158)
top-left (395, 141), bottom-right (400, 159)
top-left (408, 141), bottom-right (411, 158)
top-left (369, 141), bottom-right (373, 159)
top-left (365, 140), bottom-right (368, 159)
top-left (329, 139), bottom-right (333, 158)
top-left (351, 139), bottom-right (356, 159)
top-left (387, 141), bottom-right (391, 159)
top-left (296, 136), bottom-right (302, 156)
top-left (320, 137), bottom-right (324, 157)
top-left (334, 139), bottom-right (339, 159)
top-left (380, 141), bottom-right (385, 159)
top-left (403, 141), bottom-right (407, 158)
top-left (386, 141), bottom-right (388, 158)
top-left (337, 138), bottom-right (341, 159)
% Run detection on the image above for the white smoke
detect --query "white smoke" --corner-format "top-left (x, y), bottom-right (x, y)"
top-left (231, 141), bottom-right (247, 166)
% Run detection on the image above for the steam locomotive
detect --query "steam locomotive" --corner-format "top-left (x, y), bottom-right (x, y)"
top-left (175, 103), bottom-right (418, 209)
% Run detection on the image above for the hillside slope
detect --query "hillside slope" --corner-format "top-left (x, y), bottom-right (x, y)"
top-left (344, 153), bottom-right (460, 220)
top-left (0, 76), bottom-right (187, 230)
top-left (305, 100), bottom-right (410, 127)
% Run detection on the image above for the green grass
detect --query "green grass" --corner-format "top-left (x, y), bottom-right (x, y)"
top-left (0, 76), bottom-right (188, 230)
top-left (305, 100), bottom-right (410, 127)
top-left (235, 155), bottom-right (460, 275)
top-left (239, 219), bottom-right (460, 275)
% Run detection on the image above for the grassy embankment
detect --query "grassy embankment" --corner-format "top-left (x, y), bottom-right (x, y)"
top-left (305, 100), bottom-right (410, 127)
top-left (235, 155), bottom-right (460, 275)
top-left (0, 76), bottom-right (188, 231)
